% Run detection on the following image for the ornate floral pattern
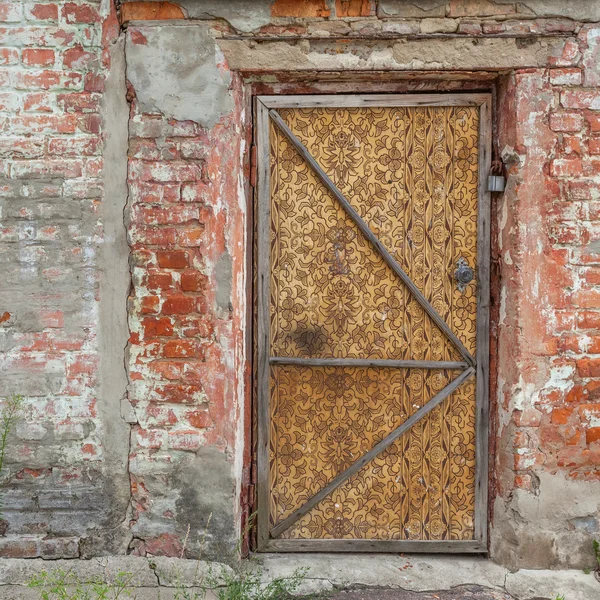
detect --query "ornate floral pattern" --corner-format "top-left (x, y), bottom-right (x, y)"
top-left (267, 106), bottom-right (479, 541)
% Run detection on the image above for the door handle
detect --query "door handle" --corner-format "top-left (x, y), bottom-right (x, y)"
top-left (455, 258), bottom-right (474, 292)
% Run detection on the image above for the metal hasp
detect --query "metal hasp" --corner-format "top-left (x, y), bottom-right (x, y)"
top-left (455, 257), bottom-right (475, 292)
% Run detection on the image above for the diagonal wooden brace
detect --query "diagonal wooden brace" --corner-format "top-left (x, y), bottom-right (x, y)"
top-left (268, 108), bottom-right (476, 367)
top-left (270, 366), bottom-right (476, 538)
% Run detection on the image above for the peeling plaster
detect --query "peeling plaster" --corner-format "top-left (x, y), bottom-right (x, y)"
top-left (125, 24), bottom-right (234, 127)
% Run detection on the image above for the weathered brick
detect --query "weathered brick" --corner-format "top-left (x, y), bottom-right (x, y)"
top-left (549, 112), bottom-right (584, 132)
top-left (120, 1), bottom-right (185, 23)
top-left (549, 68), bottom-right (582, 86)
top-left (61, 2), bottom-right (101, 24)
top-left (156, 250), bottom-right (188, 269)
top-left (550, 157), bottom-right (583, 177)
top-left (335, 0), bottom-right (373, 17)
top-left (0, 47), bottom-right (18, 65)
top-left (561, 90), bottom-right (600, 110)
top-left (271, 0), bottom-right (330, 17)
top-left (161, 295), bottom-right (195, 315)
top-left (24, 3), bottom-right (59, 21)
top-left (21, 47), bottom-right (55, 66)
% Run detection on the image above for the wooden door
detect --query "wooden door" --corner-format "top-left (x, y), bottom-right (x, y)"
top-left (255, 94), bottom-right (491, 552)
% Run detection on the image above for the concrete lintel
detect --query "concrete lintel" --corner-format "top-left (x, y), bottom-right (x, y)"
top-left (217, 35), bottom-right (571, 72)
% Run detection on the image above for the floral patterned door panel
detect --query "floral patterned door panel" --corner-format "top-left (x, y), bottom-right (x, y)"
top-left (256, 95), bottom-right (491, 551)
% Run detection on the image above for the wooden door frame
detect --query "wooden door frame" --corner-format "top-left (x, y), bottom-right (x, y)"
top-left (254, 93), bottom-right (492, 553)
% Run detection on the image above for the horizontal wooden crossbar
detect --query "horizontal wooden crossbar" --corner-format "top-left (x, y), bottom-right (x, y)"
top-left (270, 357), bottom-right (469, 369)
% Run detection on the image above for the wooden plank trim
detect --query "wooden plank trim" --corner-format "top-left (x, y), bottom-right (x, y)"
top-left (264, 538), bottom-right (486, 553)
top-left (270, 367), bottom-right (475, 539)
top-left (270, 357), bottom-right (468, 369)
top-left (268, 108), bottom-right (476, 367)
top-left (474, 95), bottom-right (492, 546)
top-left (259, 93), bottom-right (491, 109)
top-left (255, 99), bottom-right (271, 551)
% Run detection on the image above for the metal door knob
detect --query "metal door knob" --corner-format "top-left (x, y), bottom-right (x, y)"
top-left (455, 258), bottom-right (474, 292)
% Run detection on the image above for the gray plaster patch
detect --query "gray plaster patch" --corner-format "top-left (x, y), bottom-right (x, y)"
top-left (175, 0), bottom-right (274, 33)
top-left (378, 0), bottom-right (447, 18)
top-left (126, 24), bottom-right (233, 128)
top-left (216, 251), bottom-right (232, 312)
top-left (491, 471), bottom-right (600, 569)
top-left (174, 447), bottom-right (236, 560)
top-left (510, 0), bottom-right (600, 21)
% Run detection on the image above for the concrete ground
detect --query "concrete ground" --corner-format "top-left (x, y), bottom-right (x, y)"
top-left (0, 554), bottom-right (596, 600)
top-left (323, 587), bottom-right (513, 599)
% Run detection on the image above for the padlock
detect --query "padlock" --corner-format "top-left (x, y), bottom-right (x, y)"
top-left (487, 174), bottom-right (505, 192)
top-left (487, 159), bottom-right (506, 193)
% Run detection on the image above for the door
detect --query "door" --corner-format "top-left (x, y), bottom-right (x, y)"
top-left (255, 94), bottom-right (491, 552)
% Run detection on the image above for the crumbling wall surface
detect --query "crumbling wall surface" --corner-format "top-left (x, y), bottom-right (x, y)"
top-left (493, 29), bottom-right (600, 569)
top-left (0, 0), bottom-right (131, 557)
top-left (123, 23), bottom-right (247, 559)
top-left (2, 0), bottom-right (600, 567)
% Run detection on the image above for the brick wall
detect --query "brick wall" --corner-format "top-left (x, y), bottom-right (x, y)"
top-left (125, 72), bottom-right (248, 557)
top-left (1, 0), bottom-right (600, 566)
top-left (0, 0), bottom-right (131, 557)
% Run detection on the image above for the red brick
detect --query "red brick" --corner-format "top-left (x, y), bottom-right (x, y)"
top-left (47, 136), bottom-right (100, 156)
top-left (120, 1), bottom-right (185, 23)
top-left (578, 311), bottom-right (600, 329)
top-left (551, 407), bottom-right (574, 425)
top-left (335, 0), bottom-right (372, 17)
top-left (134, 427), bottom-right (166, 450)
top-left (23, 91), bottom-right (52, 112)
top-left (145, 270), bottom-right (175, 291)
top-left (62, 46), bottom-right (95, 69)
top-left (162, 295), bottom-right (195, 315)
top-left (513, 408), bottom-right (542, 427)
top-left (131, 226), bottom-right (178, 247)
top-left (549, 112), bottom-right (584, 132)
top-left (11, 159), bottom-right (82, 179)
top-left (562, 135), bottom-right (582, 155)
top-left (574, 289), bottom-right (600, 309)
top-left (0, 2), bottom-right (21, 21)
top-left (156, 250), bottom-right (188, 269)
top-left (577, 357), bottom-right (600, 378)
top-left (57, 92), bottom-right (100, 113)
top-left (0, 47), bottom-right (18, 65)
top-left (141, 317), bottom-right (174, 338)
top-left (22, 48), bottom-right (55, 66)
top-left (26, 3), bottom-right (59, 21)
top-left (180, 271), bottom-right (206, 292)
top-left (168, 429), bottom-right (201, 451)
top-left (61, 2), bottom-right (101, 23)
top-left (163, 339), bottom-right (200, 358)
top-left (586, 113), bottom-right (600, 132)
top-left (271, 0), bottom-right (330, 17)
top-left (15, 69), bottom-right (82, 90)
top-left (587, 428), bottom-right (600, 445)
top-left (178, 229), bottom-right (203, 247)
top-left (589, 138), bottom-right (600, 155)
top-left (550, 158), bottom-right (583, 177)
top-left (561, 90), bottom-right (600, 110)
top-left (185, 409), bottom-right (212, 429)
top-left (549, 68), bottom-right (582, 86)
top-left (584, 158), bottom-right (600, 176)
top-left (139, 295), bottom-right (160, 314)
top-left (0, 538), bottom-right (39, 558)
